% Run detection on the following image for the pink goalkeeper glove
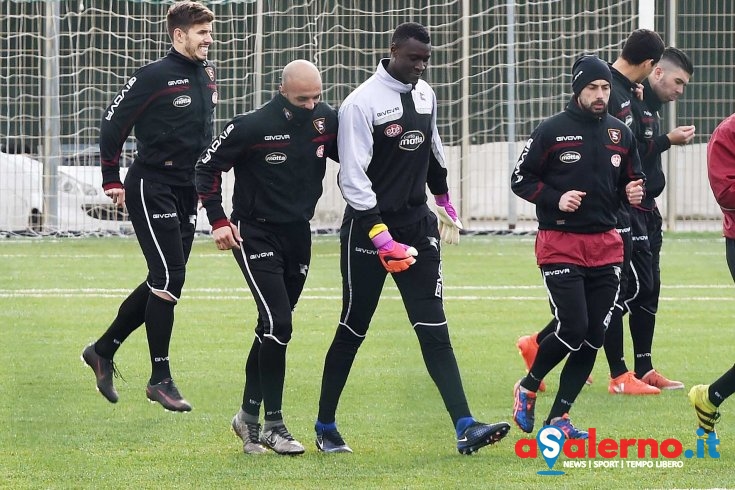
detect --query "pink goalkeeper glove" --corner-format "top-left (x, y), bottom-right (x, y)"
top-left (434, 193), bottom-right (463, 245)
top-left (371, 230), bottom-right (418, 273)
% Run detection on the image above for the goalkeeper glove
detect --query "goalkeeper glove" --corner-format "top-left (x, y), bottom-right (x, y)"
top-left (434, 193), bottom-right (463, 245)
top-left (370, 228), bottom-right (418, 273)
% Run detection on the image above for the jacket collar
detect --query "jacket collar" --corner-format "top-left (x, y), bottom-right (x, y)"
top-left (376, 59), bottom-right (414, 93)
top-left (566, 96), bottom-right (607, 122)
top-left (167, 47), bottom-right (209, 67)
top-left (642, 80), bottom-right (664, 112)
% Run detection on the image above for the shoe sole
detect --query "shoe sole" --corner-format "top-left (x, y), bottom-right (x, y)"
top-left (315, 441), bottom-right (353, 453)
top-left (262, 443), bottom-right (305, 455)
top-left (458, 423), bottom-right (511, 455)
top-left (146, 397), bottom-right (192, 413)
top-left (608, 386), bottom-right (661, 395)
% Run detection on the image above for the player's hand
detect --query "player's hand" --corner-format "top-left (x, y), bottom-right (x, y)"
top-left (213, 221), bottom-right (243, 250)
top-left (667, 125), bottom-right (696, 146)
top-left (634, 83), bottom-right (644, 100)
top-left (371, 230), bottom-right (418, 273)
top-left (559, 190), bottom-right (586, 212)
top-left (434, 193), bottom-right (463, 245)
top-left (626, 179), bottom-right (645, 205)
top-left (104, 187), bottom-right (125, 208)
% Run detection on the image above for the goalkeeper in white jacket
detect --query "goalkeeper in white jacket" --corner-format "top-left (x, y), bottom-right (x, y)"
top-left (313, 21), bottom-right (510, 456)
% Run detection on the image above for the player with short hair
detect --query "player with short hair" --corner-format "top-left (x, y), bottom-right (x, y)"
top-left (511, 55), bottom-right (645, 438)
top-left (314, 21), bottom-right (510, 455)
top-left (620, 46), bottom-right (695, 391)
top-left (196, 59), bottom-right (338, 455)
top-left (81, 1), bottom-right (216, 412)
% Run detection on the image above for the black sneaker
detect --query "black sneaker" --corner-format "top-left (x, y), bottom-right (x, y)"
top-left (81, 343), bottom-right (120, 403)
top-left (457, 421), bottom-right (510, 455)
top-left (145, 378), bottom-right (192, 412)
top-left (315, 424), bottom-right (353, 453)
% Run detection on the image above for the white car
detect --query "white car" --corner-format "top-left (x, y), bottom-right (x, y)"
top-left (0, 150), bottom-right (43, 233)
top-left (56, 144), bottom-right (230, 233)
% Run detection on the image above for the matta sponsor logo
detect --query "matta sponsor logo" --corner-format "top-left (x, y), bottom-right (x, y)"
top-left (398, 130), bottom-right (424, 151)
top-left (265, 152), bottom-right (287, 164)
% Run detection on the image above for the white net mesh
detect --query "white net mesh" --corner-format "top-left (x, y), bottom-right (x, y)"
top-left (1, 0), bottom-right (733, 235)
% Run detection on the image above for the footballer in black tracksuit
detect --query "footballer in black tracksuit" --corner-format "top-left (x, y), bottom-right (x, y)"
top-left (511, 83), bottom-right (644, 423)
top-left (100, 48), bottom-right (217, 298)
top-left (195, 92), bottom-right (338, 422)
top-left (626, 79), bottom-right (671, 365)
top-left (316, 58), bottom-right (493, 441)
top-left (93, 47), bottom-right (217, 392)
top-left (608, 65), bottom-right (639, 303)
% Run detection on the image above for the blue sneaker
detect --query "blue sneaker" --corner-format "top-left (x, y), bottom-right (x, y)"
top-left (315, 422), bottom-right (353, 453)
top-left (550, 413), bottom-right (588, 439)
top-left (513, 379), bottom-right (536, 433)
top-left (456, 421), bottom-right (510, 455)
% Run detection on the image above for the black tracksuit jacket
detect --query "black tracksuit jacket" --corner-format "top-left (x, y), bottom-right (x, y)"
top-left (631, 80), bottom-right (671, 209)
top-left (99, 48), bottom-right (217, 188)
top-left (195, 93), bottom-right (338, 227)
top-left (511, 98), bottom-right (644, 233)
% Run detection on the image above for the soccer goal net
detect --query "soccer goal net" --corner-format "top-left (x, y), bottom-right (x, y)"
top-left (0, 1), bottom-right (731, 235)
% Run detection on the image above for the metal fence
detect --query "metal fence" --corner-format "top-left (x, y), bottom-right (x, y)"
top-left (1, 0), bottom-right (732, 234)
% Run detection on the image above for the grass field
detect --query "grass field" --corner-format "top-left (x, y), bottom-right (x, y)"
top-left (1, 233), bottom-right (734, 489)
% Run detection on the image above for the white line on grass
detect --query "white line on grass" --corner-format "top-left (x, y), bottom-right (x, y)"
top-left (0, 287), bottom-right (732, 301)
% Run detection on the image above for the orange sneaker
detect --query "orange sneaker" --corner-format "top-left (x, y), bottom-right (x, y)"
top-left (641, 369), bottom-right (684, 390)
top-left (516, 334), bottom-right (545, 392)
top-left (608, 371), bottom-right (661, 395)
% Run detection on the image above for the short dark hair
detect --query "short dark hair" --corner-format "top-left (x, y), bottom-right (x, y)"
top-left (621, 29), bottom-right (665, 65)
top-left (392, 22), bottom-right (431, 46)
top-left (661, 47), bottom-right (694, 76)
top-left (167, 1), bottom-right (214, 40)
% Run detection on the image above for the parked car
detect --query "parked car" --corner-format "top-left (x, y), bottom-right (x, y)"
top-left (56, 143), bottom-right (230, 233)
top-left (1, 141), bottom-right (231, 234)
top-left (0, 150), bottom-right (43, 232)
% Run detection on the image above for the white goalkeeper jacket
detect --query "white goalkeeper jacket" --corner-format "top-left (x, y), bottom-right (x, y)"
top-left (337, 59), bottom-right (449, 232)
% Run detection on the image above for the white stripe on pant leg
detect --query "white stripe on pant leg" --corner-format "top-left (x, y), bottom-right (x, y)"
top-left (623, 262), bottom-right (641, 314)
top-left (343, 219), bottom-right (355, 322)
top-left (236, 223), bottom-right (282, 345)
top-left (140, 178), bottom-right (177, 301)
top-left (542, 272), bottom-right (579, 351)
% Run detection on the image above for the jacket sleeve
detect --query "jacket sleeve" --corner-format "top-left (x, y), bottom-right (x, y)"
top-left (99, 68), bottom-right (152, 189)
top-left (195, 116), bottom-right (246, 228)
top-left (618, 130), bottom-right (646, 200)
top-left (707, 120), bottom-right (735, 210)
top-left (337, 100), bottom-right (382, 230)
top-left (510, 124), bottom-right (563, 210)
top-left (426, 91), bottom-right (449, 196)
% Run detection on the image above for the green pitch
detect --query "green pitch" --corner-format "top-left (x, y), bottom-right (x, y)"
top-left (1, 233), bottom-right (733, 488)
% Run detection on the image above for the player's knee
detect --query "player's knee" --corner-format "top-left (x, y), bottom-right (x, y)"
top-left (334, 323), bottom-right (366, 348)
top-left (556, 324), bottom-right (587, 350)
top-left (414, 323), bottom-right (450, 346)
top-left (167, 266), bottom-right (186, 297)
top-left (264, 320), bottom-right (293, 345)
